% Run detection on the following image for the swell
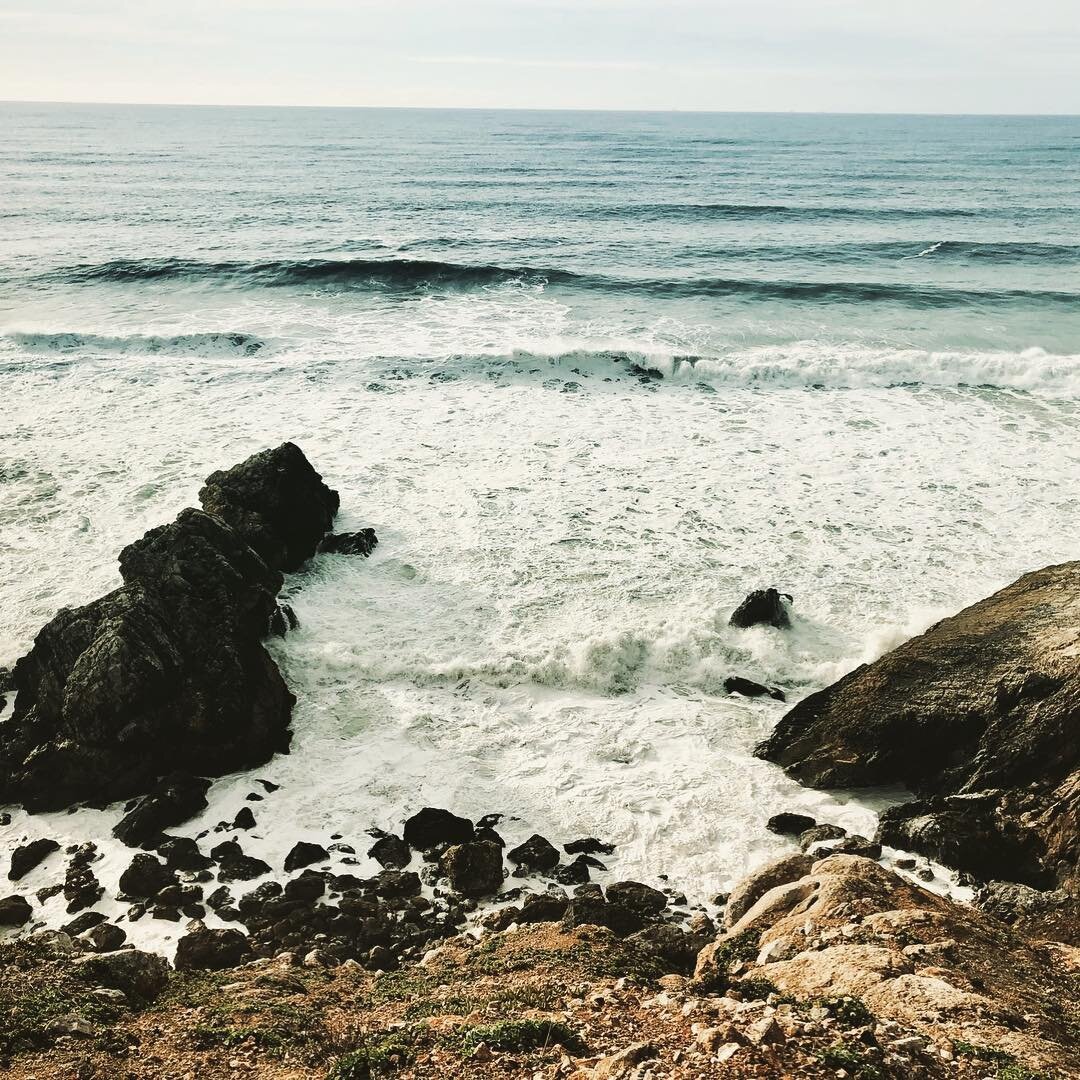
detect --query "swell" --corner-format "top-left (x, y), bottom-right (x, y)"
top-left (33, 256), bottom-right (1080, 311)
top-left (6, 331), bottom-right (268, 356)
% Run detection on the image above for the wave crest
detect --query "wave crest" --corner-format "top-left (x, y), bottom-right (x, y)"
top-left (6, 331), bottom-right (268, 356)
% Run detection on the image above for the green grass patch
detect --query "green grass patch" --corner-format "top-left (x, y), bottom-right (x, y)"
top-left (327, 1028), bottom-right (424, 1077)
top-left (814, 994), bottom-right (875, 1027)
top-left (817, 1040), bottom-right (883, 1080)
top-left (954, 1041), bottom-right (1016, 1065)
top-left (457, 1019), bottom-right (584, 1056)
top-left (692, 931), bottom-right (760, 994)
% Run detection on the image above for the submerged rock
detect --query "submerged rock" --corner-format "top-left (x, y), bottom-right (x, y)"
top-left (724, 676), bottom-right (786, 701)
top-left (318, 529), bottom-right (378, 557)
top-left (730, 588), bottom-right (792, 630)
top-left (756, 562), bottom-right (1080, 887)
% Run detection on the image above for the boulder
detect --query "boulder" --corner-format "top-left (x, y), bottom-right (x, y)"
top-left (0, 445), bottom-right (339, 814)
top-left (318, 530), bottom-right (378, 557)
top-left (439, 841), bottom-right (503, 897)
top-left (766, 813), bottom-right (817, 836)
top-left (114, 774), bottom-right (211, 848)
top-left (63, 911), bottom-right (107, 936)
top-left (367, 833), bottom-right (410, 869)
top-left (724, 853), bottom-right (814, 928)
top-left (8, 837), bottom-right (61, 880)
top-left (119, 853), bottom-right (176, 898)
top-left (174, 922), bottom-right (252, 971)
top-left (730, 588), bottom-right (791, 630)
top-left (76, 949), bottom-right (170, 1000)
top-left (82, 922), bottom-right (127, 952)
top-left (756, 563), bottom-right (1080, 887)
top-left (0, 893), bottom-right (33, 925)
top-left (605, 880), bottom-right (667, 916)
top-left (283, 841), bottom-right (329, 872)
top-left (283, 869), bottom-right (326, 903)
top-left (402, 807), bottom-right (474, 850)
top-left (507, 833), bottom-right (561, 873)
top-left (211, 840), bottom-right (271, 883)
top-left (519, 891), bottom-right (570, 923)
top-left (199, 441), bottom-right (339, 572)
top-left (155, 835), bottom-right (212, 872)
top-left (724, 676), bottom-right (786, 701)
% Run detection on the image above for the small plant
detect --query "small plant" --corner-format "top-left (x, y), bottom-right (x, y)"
top-left (954, 1041), bottom-right (1016, 1065)
top-left (327, 1028), bottom-right (422, 1078)
top-left (736, 976), bottom-right (779, 1000)
top-left (818, 1040), bottom-right (883, 1080)
top-left (815, 994), bottom-right (875, 1027)
top-left (692, 931), bottom-right (760, 994)
top-left (996, 1067), bottom-right (1055, 1080)
top-left (458, 1019), bottom-right (583, 1055)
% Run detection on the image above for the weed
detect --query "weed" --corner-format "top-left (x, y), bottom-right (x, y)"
top-left (326, 1028), bottom-right (424, 1077)
top-left (814, 994), bottom-right (875, 1027)
top-left (457, 1018), bottom-right (584, 1055)
top-left (818, 1040), bottom-right (883, 1079)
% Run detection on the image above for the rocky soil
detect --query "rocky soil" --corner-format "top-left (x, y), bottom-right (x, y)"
top-left (2, 853), bottom-right (1076, 1080)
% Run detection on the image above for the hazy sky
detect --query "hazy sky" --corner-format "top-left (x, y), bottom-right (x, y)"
top-left (1, 0), bottom-right (1078, 113)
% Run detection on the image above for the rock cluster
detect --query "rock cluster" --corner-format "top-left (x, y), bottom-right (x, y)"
top-left (756, 563), bottom-right (1080, 889)
top-left (0, 443), bottom-right (342, 812)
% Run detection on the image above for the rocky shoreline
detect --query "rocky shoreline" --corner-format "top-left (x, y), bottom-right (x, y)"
top-left (1, 446), bottom-right (1077, 1078)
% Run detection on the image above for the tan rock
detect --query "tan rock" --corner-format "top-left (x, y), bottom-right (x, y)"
top-left (724, 853), bottom-right (814, 927)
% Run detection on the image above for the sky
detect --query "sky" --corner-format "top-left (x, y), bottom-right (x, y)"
top-left (1, 0), bottom-right (1078, 113)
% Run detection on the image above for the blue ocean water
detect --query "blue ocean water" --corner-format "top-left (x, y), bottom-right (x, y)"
top-left (2, 106), bottom-right (1080, 942)
top-left (2, 105), bottom-right (1080, 358)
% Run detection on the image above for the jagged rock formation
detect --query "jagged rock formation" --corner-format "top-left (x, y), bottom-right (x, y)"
top-left (756, 563), bottom-right (1080, 888)
top-left (0, 443), bottom-right (339, 813)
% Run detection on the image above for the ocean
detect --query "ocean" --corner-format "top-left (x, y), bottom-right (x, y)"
top-left (2, 104), bottom-right (1079, 947)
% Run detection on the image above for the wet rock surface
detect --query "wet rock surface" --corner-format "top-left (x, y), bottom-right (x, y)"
top-left (0, 444), bottom-right (341, 813)
top-left (756, 562), bottom-right (1080, 889)
top-left (729, 587), bottom-right (792, 629)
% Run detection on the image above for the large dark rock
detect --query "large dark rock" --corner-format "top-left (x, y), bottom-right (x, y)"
top-left (8, 837), bottom-right (61, 880)
top-left (114, 775), bottom-right (211, 848)
top-left (119, 853), bottom-right (176, 898)
top-left (756, 563), bottom-right (1080, 888)
top-left (507, 834), bottom-right (560, 873)
top-left (402, 808), bottom-right (474, 850)
top-left (766, 812), bottom-right (817, 836)
top-left (76, 949), bottom-right (170, 1000)
top-left (439, 841), bottom-right (503, 897)
top-left (730, 588), bottom-right (791, 630)
top-left (155, 835), bottom-right (213, 872)
top-left (283, 841), bottom-right (329, 872)
top-left (0, 445), bottom-right (338, 814)
top-left (199, 442), bottom-right (339, 572)
top-left (211, 840), bottom-right (271, 883)
top-left (174, 923), bottom-right (252, 971)
top-left (0, 894), bottom-right (33, 926)
top-left (368, 833), bottom-right (410, 869)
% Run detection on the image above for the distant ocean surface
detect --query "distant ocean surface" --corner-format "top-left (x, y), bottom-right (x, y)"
top-left (2, 105), bottom-right (1079, 946)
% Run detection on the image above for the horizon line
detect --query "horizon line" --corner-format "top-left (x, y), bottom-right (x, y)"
top-left (2, 98), bottom-right (1079, 118)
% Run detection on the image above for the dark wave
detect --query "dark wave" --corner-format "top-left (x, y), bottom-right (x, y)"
top-left (588, 202), bottom-right (993, 222)
top-left (42, 257), bottom-right (556, 290)
top-left (36, 256), bottom-right (1079, 310)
